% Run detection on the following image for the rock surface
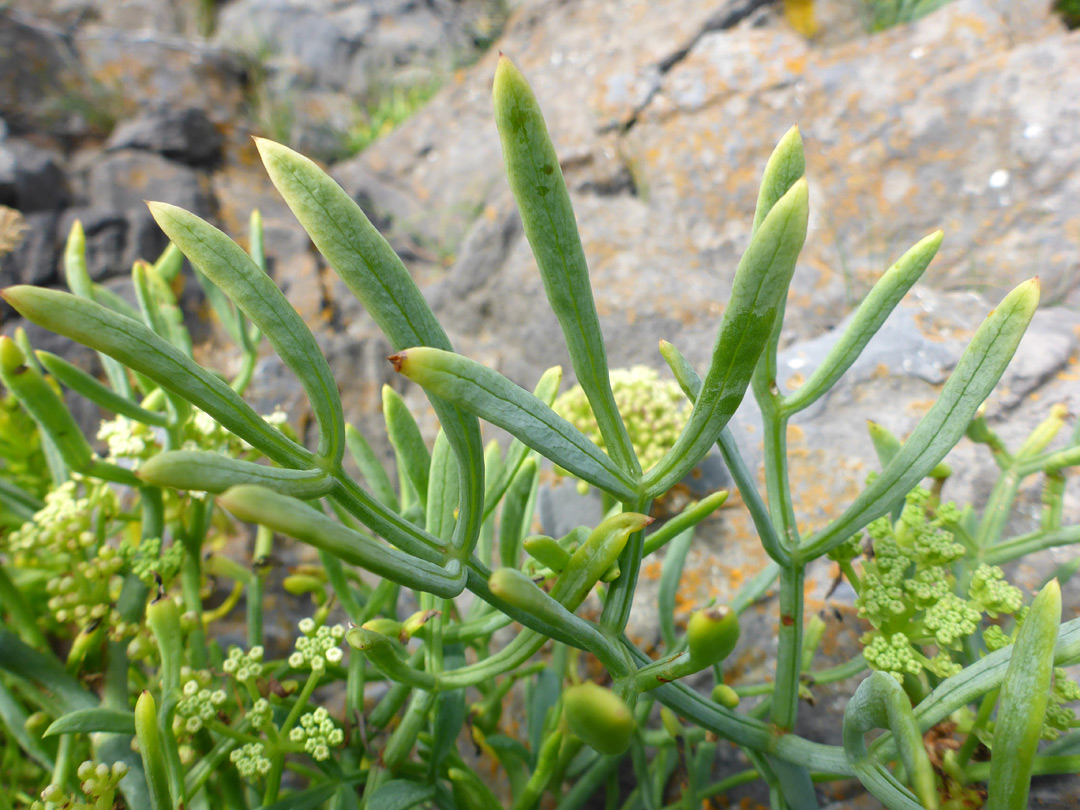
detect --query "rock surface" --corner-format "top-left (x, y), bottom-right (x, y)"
top-left (1, 0), bottom-right (1080, 804)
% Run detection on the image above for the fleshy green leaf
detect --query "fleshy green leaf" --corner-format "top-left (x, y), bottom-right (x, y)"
top-left (1, 286), bottom-right (312, 470)
top-left (45, 708), bottom-right (136, 737)
top-left (63, 220), bottom-right (133, 397)
top-left (801, 278), bottom-right (1040, 559)
top-left (498, 456), bottom-right (537, 568)
top-left (365, 779), bottom-right (435, 810)
top-left (138, 450), bottom-right (333, 498)
top-left (493, 57), bottom-right (637, 475)
top-left (383, 384), bottom-right (430, 511)
top-left (36, 350), bottom-right (169, 427)
top-left (988, 579), bottom-right (1061, 810)
top-left (0, 631), bottom-right (97, 715)
top-left (219, 485), bottom-right (464, 598)
top-left (843, 672), bottom-right (937, 810)
top-left (783, 230), bottom-right (943, 414)
top-left (390, 347), bottom-right (636, 500)
top-left (425, 430), bottom-right (459, 541)
top-left (255, 137), bottom-right (484, 554)
top-left (345, 423), bottom-right (399, 512)
top-left (644, 178), bottom-right (809, 498)
top-left (484, 365), bottom-right (561, 519)
top-left (658, 527), bottom-right (694, 650)
top-left (149, 202), bottom-right (345, 465)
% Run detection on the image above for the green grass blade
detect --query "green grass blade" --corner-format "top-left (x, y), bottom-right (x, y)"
top-left (391, 347), bottom-right (636, 500)
top-left (1, 286), bottom-right (313, 470)
top-left (493, 56), bottom-right (637, 477)
top-left (255, 137), bottom-right (485, 554)
top-left (644, 179), bottom-right (809, 498)
top-left (801, 278), bottom-right (1040, 560)
top-left (149, 202), bottom-right (345, 466)
top-left (783, 230), bottom-right (943, 415)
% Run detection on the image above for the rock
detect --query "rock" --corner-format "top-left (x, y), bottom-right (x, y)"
top-left (213, 0), bottom-right (506, 160)
top-left (86, 149), bottom-right (211, 214)
top-left (0, 211), bottom-right (62, 287)
top-left (0, 138), bottom-right (70, 212)
top-left (0, 11), bottom-right (88, 137)
top-left (74, 26), bottom-right (247, 128)
top-left (106, 108), bottom-right (223, 166)
top-left (215, 0), bottom-right (503, 96)
top-left (82, 150), bottom-right (212, 270)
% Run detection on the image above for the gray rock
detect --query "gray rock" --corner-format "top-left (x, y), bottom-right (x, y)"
top-left (86, 149), bottom-right (210, 214)
top-left (0, 138), bottom-right (70, 212)
top-left (81, 150), bottom-right (212, 271)
top-left (74, 26), bottom-right (247, 128)
top-left (106, 108), bottom-right (223, 166)
top-left (0, 11), bottom-right (87, 137)
top-left (0, 211), bottom-right (61, 287)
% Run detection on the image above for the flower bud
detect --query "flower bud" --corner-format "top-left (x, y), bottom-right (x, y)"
top-left (687, 606), bottom-right (740, 667)
top-left (712, 683), bottom-right (740, 709)
top-left (523, 534), bottom-right (570, 572)
top-left (563, 682), bottom-right (635, 755)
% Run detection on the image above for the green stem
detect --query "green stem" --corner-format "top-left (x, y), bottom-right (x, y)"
top-left (247, 525), bottom-right (273, 648)
top-left (770, 565), bottom-right (805, 731)
top-left (599, 496), bottom-right (650, 635)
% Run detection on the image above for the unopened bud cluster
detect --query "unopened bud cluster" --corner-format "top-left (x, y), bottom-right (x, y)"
top-left (289, 706), bottom-right (344, 761)
top-left (175, 669), bottom-right (227, 736)
top-left (230, 741), bottom-right (272, 781)
top-left (288, 618), bottom-right (345, 673)
top-left (223, 644), bottom-right (265, 683)
top-left (33, 761), bottom-right (128, 810)
top-left (553, 366), bottom-right (692, 482)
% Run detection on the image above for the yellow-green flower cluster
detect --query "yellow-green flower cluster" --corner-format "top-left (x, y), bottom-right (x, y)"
top-left (4, 480), bottom-right (117, 566)
top-left (848, 485), bottom-right (1023, 681)
top-left (287, 618), bottom-right (345, 673)
top-left (289, 706), bottom-right (345, 761)
top-left (230, 741), bottom-right (272, 781)
top-left (44, 544), bottom-right (123, 625)
top-left (175, 669), bottom-right (227, 736)
top-left (119, 535), bottom-right (185, 588)
top-left (33, 761), bottom-right (128, 810)
top-left (223, 644), bottom-right (265, 684)
top-left (97, 415), bottom-right (159, 466)
top-left (553, 366), bottom-right (692, 481)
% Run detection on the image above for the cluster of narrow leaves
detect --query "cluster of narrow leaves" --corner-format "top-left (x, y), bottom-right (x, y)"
top-left (0, 54), bottom-right (1077, 810)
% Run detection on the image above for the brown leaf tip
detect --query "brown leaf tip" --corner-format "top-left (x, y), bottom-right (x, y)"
top-left (387, 352), bottom-right (406, 373)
